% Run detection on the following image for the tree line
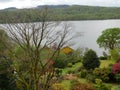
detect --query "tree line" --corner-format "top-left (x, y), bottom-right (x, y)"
top-left (1, 5), bottom-right (120, 23)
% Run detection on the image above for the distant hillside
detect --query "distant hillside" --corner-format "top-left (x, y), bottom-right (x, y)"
top-left (37, 5), bottom-right (69, 8)
top-left (0, 5), bottom-right (120, 23)
top-left (2, 7), bottom-right (17, 11)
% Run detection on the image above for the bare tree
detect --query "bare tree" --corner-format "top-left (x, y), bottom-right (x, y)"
top-left (1, 8), bottom-right (74, 90)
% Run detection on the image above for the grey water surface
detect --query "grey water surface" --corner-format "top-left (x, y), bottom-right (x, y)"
top-left (70, 19), bottom-right (120, 56)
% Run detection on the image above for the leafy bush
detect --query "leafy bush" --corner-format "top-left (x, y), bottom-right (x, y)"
top-left (115, 74), bottom-right (120, 83)
top-left (67, 70), bottom-right (75, 74)
top-left (53, 53), bottom-right (68, 68)
top-left (86, 74), bottom-right (96, 83)
top-left (82, 49), bottom-right (100, 70)
top-left (112, 62), bottom-right (120, 74)
top-left (112, 62), bottom-right (120, 82)
top-left (76, 66), bottom-right (85, 72)
top-left (67, 63), bottom-right (73, 67)
top-left (70, 48), bottom-right (83, 63)
top-left (54, 48), bottom-right (83, 69)
top-left (95, 78), bottom-right (102, 85)
top-left (65, 51), bottom-right (82, 64)
top-left (99, 56), bottom-right (107, 60)
top-left (94, 79), bottom-right (109, 90)
top-left (54, 48), bottom-right (82, 68)
top-left (110, 49), bottom-right (119, 61)
top-left (79, 69), bottom-right (87, 78)
top-left (55, 69), bottom-right (62, 77)
top-left (93, 68), bottom-right (111, 82)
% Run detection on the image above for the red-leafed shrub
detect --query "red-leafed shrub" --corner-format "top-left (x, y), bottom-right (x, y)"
top-left (112, 62), bottom-right (120, 74)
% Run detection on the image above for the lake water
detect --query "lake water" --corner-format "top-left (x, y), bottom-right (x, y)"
top-left (70, 19), bottom-right (120, 56)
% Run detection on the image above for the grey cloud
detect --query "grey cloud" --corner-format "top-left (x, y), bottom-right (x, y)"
top-left (0, 0), bottom-right (13, 2)
top-left (0, 0), bottom-right (120, 9)
top-left (57, 0), bottom-right (120, 7)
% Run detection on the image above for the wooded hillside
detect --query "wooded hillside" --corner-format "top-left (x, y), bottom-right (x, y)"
top-left (0, 5), bottom-right (120, 23)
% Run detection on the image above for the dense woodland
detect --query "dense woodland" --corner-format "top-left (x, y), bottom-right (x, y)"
top-left (1, 5), bottom-right (120, 23)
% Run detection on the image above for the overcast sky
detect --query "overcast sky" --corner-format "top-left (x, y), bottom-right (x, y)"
top-left (0, 0), bottom-right (120, 9)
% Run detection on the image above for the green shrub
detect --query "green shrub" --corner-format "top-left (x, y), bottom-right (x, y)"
top-left (95, 78), bottom-right (102, 84)
top-left (93, 68), bottom-right (111, 82)
top-left (94, 78), bottom-right (109, 90)
top-left (82, 49), bottom-right (100, 70)
top-left (67, 63), bottom-right (73, 67)
top-left (99, 56), bottom-right (107, 60)
top-left (55, 69), bottom-right (62, 77)
top-left (76, 66), bottom-right (85, 72)
top-left (53, 53), bottom-right (68, 68)
top-left (86, 74), bottom-right (96, 83)
top-left (66, 48), bottom-right (83, 64)
top-left (79, 69), bottom-right (87, 78)
top-left (110, 49), bottom-right (119, 61)
top-left (115, 74), bottom-right (120, 83)
top-left (67, 70), bottom-right (75, 74)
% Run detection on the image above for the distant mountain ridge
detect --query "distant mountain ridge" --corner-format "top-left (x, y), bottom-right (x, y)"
top-left (2, 7), bottom-right (18, 11)
top-left (37, 5), bottom-right (69, 9)
top-left (2, 5), bottom-right (70, 10)
top-left (2, 5), bottom-right (119, 10)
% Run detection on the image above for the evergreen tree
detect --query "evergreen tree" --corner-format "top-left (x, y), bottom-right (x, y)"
top-left (82, 49), bottom-right (100, 70)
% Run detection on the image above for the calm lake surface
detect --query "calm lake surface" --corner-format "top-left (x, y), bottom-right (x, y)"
top-left (70, 19), bottom-right (120, 56)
